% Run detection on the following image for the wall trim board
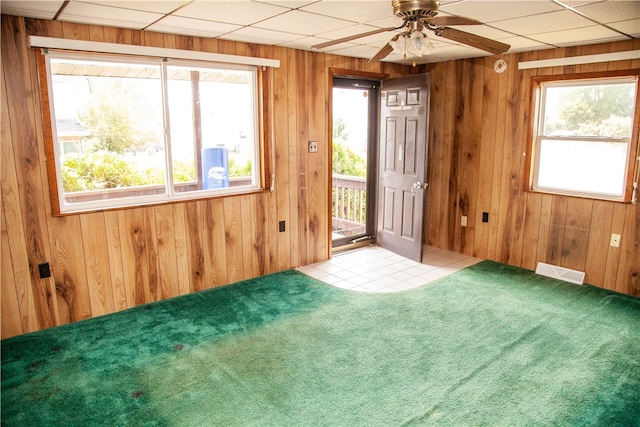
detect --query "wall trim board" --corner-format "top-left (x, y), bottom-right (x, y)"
top-left (29, 35), bottom-right (281, 68)
top-left (518, 49), bottom-right (640, 70)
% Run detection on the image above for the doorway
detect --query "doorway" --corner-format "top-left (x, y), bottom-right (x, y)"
top-left (331, 77), bottom-right (379, 249)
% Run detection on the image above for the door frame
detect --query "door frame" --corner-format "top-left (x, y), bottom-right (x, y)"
top-left (328, 69), bottom-right (388, 254)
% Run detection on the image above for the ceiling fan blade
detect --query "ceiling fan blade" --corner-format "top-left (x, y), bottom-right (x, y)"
top-left (369, 43), bottom-right (394, 62)
top-left (426, 16), bottom-right (482, 26)
top-left (433, 27), bottom-right (510, 55)
top-left (369, 34), bottom-right (401, 63)
top-left (312, 27), bottom-right (397, 50)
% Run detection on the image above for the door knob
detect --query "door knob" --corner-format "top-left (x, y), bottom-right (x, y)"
top-left (412, 181), bottom-right (427, 192)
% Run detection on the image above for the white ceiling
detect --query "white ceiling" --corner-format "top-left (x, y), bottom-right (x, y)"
top-left (2, 1), bottom-right (639, 65)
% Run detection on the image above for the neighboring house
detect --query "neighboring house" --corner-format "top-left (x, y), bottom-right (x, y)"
top-left (56, 117), bottom-right (89, 154)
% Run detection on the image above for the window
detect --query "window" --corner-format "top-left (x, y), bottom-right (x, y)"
top-left (42, 51), bottom-right (268, 214)
top-left (528, 73), bottom-right (639, 202)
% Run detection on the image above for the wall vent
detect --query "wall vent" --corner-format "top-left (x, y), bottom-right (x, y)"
top-left (535, 262), bottom-right (585, 285)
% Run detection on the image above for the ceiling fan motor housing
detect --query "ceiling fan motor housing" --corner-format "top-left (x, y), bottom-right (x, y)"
top-left (392, 0), bottom-right (440, 20)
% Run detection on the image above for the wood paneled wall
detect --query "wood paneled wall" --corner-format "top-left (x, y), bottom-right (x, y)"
top-left (423, 40), bottom-right (640, 297)
top-left (2, 15), bottom-right (639, 339)
top-left (0, 15), bottom-right (412, 339)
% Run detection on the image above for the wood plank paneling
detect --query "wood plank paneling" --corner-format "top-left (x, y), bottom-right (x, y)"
top-left (223, 196), bottom-right (244, 284)
top-left (184, 201), bottom-right (206, 293)
top-left (586, 201), bottom-right (615, 286)
top-left (170, 204), bottom-right (192, 296)
top-left (209, 198), bottom-right (229, 287)
top-left (50, 215), bottom-right (91, 325)
top-left (561, 198), bottom-right (593, 271)
top-left (296, 49), bottom-right (310, 267)
top-left (424, 41), bottom-right (639, 296)
top-left (1, 59), bottom-right (39, 335)
top-left (1, 213), bottom-right (24, 337)
top-left (2, 17), bottom-right (59, 330)
top-left (472, 56), bottom-right (499, 260)
top-left (521, 192), bottom-right (542, 271)
top-left (2, 13), bottom-right (637, 339)
top-left (103, 211), bottom-right (127, 311)
top-left (154, 205), bottom-right (181, 299)
top-left (80, 213), bottom-right (115, 317)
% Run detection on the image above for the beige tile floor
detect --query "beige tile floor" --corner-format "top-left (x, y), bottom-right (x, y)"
top-left (297, 245), bottom-right (482, 293)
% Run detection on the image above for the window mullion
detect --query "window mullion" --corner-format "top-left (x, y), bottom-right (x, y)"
top-left (161, 59), bottom-right (176, 197)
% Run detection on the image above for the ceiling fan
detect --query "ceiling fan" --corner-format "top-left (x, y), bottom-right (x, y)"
top-left (312, 0), bottom-right (510, 63)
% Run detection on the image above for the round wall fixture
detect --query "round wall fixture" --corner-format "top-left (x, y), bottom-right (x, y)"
top-left (494, 59), bottom-right (507, 73)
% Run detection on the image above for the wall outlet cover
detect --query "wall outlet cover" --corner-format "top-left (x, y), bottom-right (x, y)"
top-left (38, 263), bottom-right (51, 279)
top-left (610, 234), bottom-right (621, 247)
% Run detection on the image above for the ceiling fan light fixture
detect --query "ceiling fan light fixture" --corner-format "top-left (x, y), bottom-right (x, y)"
top-left (335, 0), bottom-right (509, 63)
top-left (402, 30), bottom-right (432, 58)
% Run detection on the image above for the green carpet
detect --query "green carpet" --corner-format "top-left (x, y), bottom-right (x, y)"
top-left (2, 261), bottom-right (639, 426)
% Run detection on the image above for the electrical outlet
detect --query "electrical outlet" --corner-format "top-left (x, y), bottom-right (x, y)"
top-left (279, 221), bottom-right (286, 232)
top-left (461, 216), bottom-right (467, 227)
top-left (308, 141), bottom-right (318, 153)
top-left (610, 233), bottom-right (621, 248)
top-left (482, 212), bottom-right (489, 223)
top-left (38, 262), bottom-right (51, 279)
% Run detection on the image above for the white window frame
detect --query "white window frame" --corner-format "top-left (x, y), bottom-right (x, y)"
top-left (528, 72), bottom-right (640, 203)
top-left (40, 50), bottom-right (268, 214)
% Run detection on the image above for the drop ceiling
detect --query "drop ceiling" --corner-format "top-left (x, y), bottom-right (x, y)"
top-left (2, 1), bottom-right (639, 65)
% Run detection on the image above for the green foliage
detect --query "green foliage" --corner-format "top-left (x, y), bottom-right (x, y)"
top-left (332, 141), bottom-right (366, 177)
top-left (61, 151), bottom-right (163, 192)
top-left (78, 80), bottom-right (159, 154)
top-left (228, 157), bottom-right (252, 178)
top-left (61, 151), bottom-right (254, 193)
top-left (173, 161), bottom-right (196, 183)
top-left (577, 115), bottom-right (633, 139)
top-left (332, 117), bottom-right (366, 177)
top-left (333, 117), bottom-right (349, 142)
top-left (557, 84), bottom-right (634, 137)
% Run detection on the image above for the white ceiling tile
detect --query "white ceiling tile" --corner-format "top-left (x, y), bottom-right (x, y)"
top-left (529, 24), bottom-right (628, 45)
top-left (59, 1), bottom-right (163, 29)
top-left (316, 23), bottom-right (380, 39)
top-left (496, 36), bottom-right (551, 52)
top-left (429, 40), bottom-right (489, 57)
top-left (222, 26), bottom-right (303, 44)
top-left (0, 1), bottom-right (64, 19)
top-left (146, 15), bottom-right (242, 37)
top-left (328, 43), bottom-right (382, 59)
top-left (575, 1), bottom-right (640, 23)
top-left (254, 9), bottom-right (356, 35)
top-left (254, 0), bottom-right (318, 8)
top-left (607, 19), bottom-right (640, 37)
top-left (491, 9), bottom-right (594, 35)
top-left (175, 1), bottom-right (290, 26)
top-left (2, 0), bottom-right (638, 65)
top-left (279, 36), bottom-right (332, 50)
top-left (447, 24), bottom-right (515, 41)
top-left (300, 1), bottom-right (392, 24)
top-left (78, 1), bottom-right (187, 14)
top-left (440, 1), bottom-right (563, 24)
top-left (357, 30), bottom-right (403, 46)
top-left (365, 15), bottom-right (405, 29)
top-left (559, 1), bottom-right (602, 6)
top-left (401, 43), bottom-right (493, 64)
